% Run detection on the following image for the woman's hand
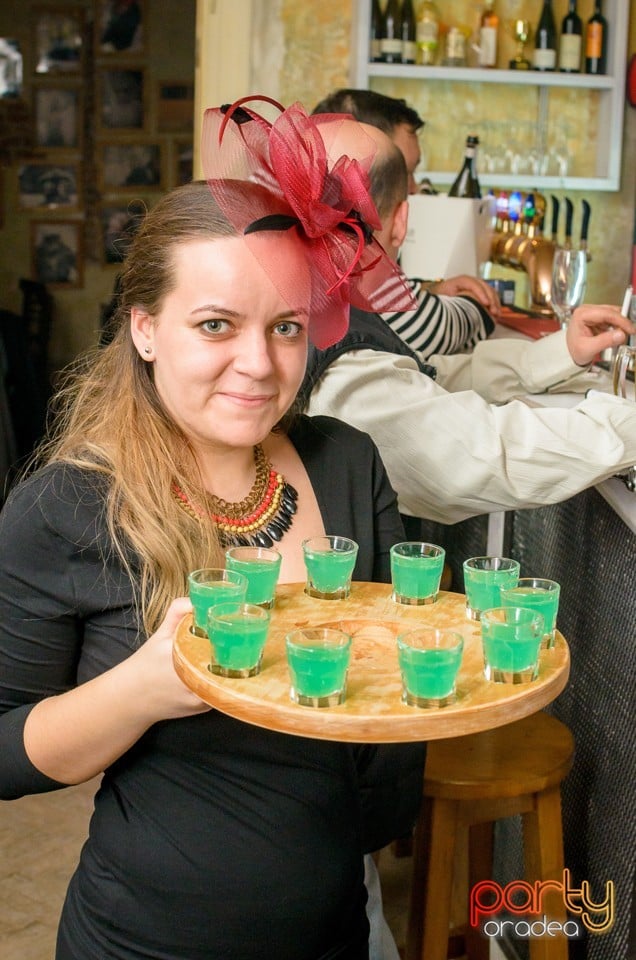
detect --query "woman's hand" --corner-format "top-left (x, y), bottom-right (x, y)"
top-left (131, 597), bottom-right (212, 722)
top-left (565, 304), bottom-right (635, 367)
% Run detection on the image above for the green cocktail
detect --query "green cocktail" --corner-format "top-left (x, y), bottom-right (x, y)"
top-left (188, 568), bottom-right (248, 637)
top-left (391, 542), bottom-right (445, 605)
top-left (463, 557), bottom-right (520, 621)
top-left (286, 627), bottom-right (352, 707)
top-left (207, 602), bottom-right (270, 677)
top-left (501, 578), bottom-right (560, 648)
top-left (397, 628), bottom-right (463, 707)
top-left (302, 536), bottom-right (358, 599)
top-left (480, 606), bottom-right (544, 683)
top-left (226, 546), bottom-right (282, 608)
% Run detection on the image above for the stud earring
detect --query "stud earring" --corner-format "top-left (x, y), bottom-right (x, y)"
top-left (143, 346), bottom-right (152, 355)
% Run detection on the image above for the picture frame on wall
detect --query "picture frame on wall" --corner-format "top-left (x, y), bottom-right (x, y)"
top-left (96, 0), bottom-right (144, 56)
top-left (34, 85), bottom-right (82, 150)
top-left (18, 161), bottom-right (81, 210)
top-left (33, 8), bottom-right (85, 75)
top-left (97, 67), bottom-right (145, 132)
top-left (157, 80), bottom-right (194, 133)
top-left (99, 201), bottom-right (146, 264)
top-left (173, 139), bottom-right (193, 187)
top-left (98, 142), bottom-right (163, 191)
top-left (31, 220), bottom-right (83, 288)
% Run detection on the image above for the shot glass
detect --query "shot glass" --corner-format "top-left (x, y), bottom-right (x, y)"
top-left (463, 556), bottom-right (521, 621)
top-left (302, 536), bottom-right (359, 600)
top-left (480, 606), bottom-right (545, 683)
top-left (397, 628), bottom-right (464, 708)
top-left (188, 568), bottom-right (248, 637)
top-left (286, 627), bottom-right (352, 707)
top-left (391, 541), bottom-right (446, 605)
top-left (207, 602), bottom-right (270, 678)
top-left (225, 546), bottom-right (282, 609)
top-left (501, 577), bottom-right (561, 648)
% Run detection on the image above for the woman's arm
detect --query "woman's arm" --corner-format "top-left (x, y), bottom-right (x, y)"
top-left (23, 598), bottom-right (209, 786)
top-left (0, 468), bottom-right (207, 798)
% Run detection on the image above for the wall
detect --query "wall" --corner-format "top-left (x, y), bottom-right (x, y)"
top-left (0, 0), bottom-right (195, 371)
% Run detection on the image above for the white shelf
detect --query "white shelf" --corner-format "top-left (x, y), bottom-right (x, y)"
top-left (352, 0), bottom-right (628, 192)
top-left (365, 62), bottom-right (616, 90)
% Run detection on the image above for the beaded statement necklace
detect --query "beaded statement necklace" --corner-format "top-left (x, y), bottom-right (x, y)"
top-left (172, 444), bottom-right (298, 548)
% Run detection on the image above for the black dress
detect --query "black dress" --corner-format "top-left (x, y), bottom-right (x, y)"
top-left (0, 415), bottom-right (425, 960)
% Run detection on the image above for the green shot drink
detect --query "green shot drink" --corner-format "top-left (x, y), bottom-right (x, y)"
top-left (286, 628), bottom-right (352, 707)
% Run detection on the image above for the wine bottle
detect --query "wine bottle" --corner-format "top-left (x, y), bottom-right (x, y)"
top-left (380, 0), bottom-right (403, 64)
top-left (448, 136), bottom-right (481, 199)
top-left (585, 0), bottom-right (608, 75)
top-left (559, 0), bottom-right (582, 73)
top-left (416, 1), bottom-right (440, 66)
top-left (532, 0), bottom-right (557, 72)
top-left (401, 0), bottom-right (417, 65)
top-left (369, 0), bottom-right (383, 62)
top-left (478, 0), bottom-right (499, 69)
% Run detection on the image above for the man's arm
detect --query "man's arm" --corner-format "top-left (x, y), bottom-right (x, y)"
top-left (426, 274), bottom-right (501, 318)
top-left (383, 282), bottom-right (494, 359)
top-left (307, 346), bottom-right (636, 524)
top-left (432, 304), bottom-right (632, 402)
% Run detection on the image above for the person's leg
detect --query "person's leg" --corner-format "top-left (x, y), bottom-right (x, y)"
top-left (364, 853), bottom-right (401, 960)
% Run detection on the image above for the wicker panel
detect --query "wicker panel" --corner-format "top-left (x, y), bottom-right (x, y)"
top-left (494, 488), bottom-right (636, 960)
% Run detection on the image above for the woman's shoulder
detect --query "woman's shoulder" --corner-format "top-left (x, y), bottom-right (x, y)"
top-left (1, 462), bottom-right (110, 543)
top-left (290, 413), bottom-right (378, 452)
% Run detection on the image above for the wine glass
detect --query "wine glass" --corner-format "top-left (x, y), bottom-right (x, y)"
top-left (550, 248), bottom-right (587, 329)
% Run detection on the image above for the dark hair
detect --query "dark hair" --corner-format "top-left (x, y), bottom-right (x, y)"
top-left (312, 89), bottom-right (425, 135)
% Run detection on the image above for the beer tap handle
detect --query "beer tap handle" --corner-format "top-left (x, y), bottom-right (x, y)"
top-left (564, 197), bottom-right (574, 250)
top-left (580, 199), bottom-right (592, 261)
top-left (550, 195), bottom-right (560, 245)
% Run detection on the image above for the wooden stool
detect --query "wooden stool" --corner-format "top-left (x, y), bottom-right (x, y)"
top-left (405, 711), bottom-right (574, 960)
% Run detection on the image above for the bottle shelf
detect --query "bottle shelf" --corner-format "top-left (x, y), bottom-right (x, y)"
top-left (365, 62), bottom-right (616, 90)
top-left (354, 0), bottom-right (629, 192)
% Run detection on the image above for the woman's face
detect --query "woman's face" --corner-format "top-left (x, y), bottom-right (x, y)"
top-left (131, 234), bottom-right (310, 455)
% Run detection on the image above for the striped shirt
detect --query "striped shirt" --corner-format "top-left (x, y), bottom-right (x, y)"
top-left (383, 278), bottom-right (494, 360)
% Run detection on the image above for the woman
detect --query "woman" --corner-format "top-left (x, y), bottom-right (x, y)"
top-left (0, 99), bottom-right (424, 960)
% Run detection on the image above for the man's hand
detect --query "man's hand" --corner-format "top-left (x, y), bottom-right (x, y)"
top-left (426, 274), bottom-right (502, 318)
top-left (566, 303), bottom-right (635, 367)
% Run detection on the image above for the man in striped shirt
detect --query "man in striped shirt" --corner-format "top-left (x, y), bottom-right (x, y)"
top-left (312, 88), bottom-right (500, 360)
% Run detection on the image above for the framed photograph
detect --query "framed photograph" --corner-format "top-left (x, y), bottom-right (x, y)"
top-left (34, 85), bottom-right (82, 150)
top-left (0, 37), bottom-right (23, 96)
top-left (97, 67), bottom-right (145, 132)
top-left (31, 220), bottom-right (83, 288)
top-left (98, 142), bottom-right (163, 191)
top-left (157, 80), bottom-right (194, 133)
top-left (18, 161), bottom-right (81, 210)
top-left (33, 8), bottom-right (84, 75)
top-left (99, 201), bottom-right (146, 264)
top-left (96, 0), bottom-right (144, 55)
top-left (173, 139), bottom-right (193, 187)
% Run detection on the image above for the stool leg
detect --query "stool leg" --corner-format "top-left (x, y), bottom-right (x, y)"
top-left (464, 822), bottom-right (494, 960)
top-left (406, 796), bottom-right (459, 960)
top-left (524, 786), bottom-right (569, 960)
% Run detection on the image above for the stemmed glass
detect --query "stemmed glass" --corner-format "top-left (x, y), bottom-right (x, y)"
top-left (550, 248), bottom-right (587, 329)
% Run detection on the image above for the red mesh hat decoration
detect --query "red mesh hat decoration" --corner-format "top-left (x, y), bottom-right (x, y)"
top-left (201, 95), bottom-right (416, 348)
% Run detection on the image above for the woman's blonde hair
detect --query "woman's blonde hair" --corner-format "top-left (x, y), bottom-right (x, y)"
top-left (39, 181), bottom-right (242, 636)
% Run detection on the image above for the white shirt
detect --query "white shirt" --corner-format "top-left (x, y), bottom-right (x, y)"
top-left (307, 330), bottom-right (636, 524)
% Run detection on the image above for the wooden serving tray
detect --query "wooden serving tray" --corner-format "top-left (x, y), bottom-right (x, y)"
top-left (173, 582), bottom-right (570, 743)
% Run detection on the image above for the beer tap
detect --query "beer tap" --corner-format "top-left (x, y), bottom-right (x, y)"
top-left (580, 200), bottom-right (592, 262)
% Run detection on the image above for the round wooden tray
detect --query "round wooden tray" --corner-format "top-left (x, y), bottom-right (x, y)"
top-left (173, 582), bottom-right (570, 743)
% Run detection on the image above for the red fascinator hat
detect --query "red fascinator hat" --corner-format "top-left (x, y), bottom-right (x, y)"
top-left (201, 95), bottom-right (416, 348)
